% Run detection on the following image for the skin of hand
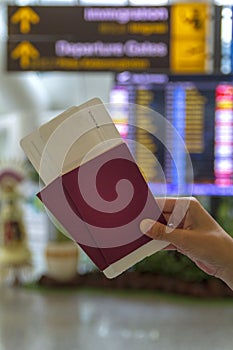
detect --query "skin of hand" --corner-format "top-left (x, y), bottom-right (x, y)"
top-left (140, 197), bottom-right (233, 290)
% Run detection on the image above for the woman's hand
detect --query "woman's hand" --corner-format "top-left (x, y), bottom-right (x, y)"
top-left (140, 197), bottom-right (233, 290)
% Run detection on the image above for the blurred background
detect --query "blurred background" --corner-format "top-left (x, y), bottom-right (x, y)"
top-left (0, 1), bottom-right (233, 350)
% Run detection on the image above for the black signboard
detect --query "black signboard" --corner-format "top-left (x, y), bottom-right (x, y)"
top-left (7, 5), bottom-right (170, 72)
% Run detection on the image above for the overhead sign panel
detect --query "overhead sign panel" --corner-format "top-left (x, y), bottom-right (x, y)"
top-left (7, 5), bottom-right (211, 72)
top-left (8, 6), bottom-right (170, 37)
top-left (170, 3), bottom-right (211, 73)
top-left (7, 5), bottom-right (169, 72)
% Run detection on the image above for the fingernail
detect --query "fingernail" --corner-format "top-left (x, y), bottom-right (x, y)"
top-left (140, 219), bottom-right (155, 234)
top-left (166, 222), bottom-right (175, 234)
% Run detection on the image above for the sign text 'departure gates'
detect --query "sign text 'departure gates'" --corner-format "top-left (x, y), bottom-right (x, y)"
top-left (7, 5), bottom-right (212, 72)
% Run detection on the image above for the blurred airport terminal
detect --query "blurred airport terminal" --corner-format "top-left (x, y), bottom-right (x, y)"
top-left (0, 1), bottom-right (233, 349)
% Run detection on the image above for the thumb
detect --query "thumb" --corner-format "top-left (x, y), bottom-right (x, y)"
top-left (140, 218), bottom-right (186, 246)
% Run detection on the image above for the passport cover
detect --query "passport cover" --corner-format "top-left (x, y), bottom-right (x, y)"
top-left (21, 98), bottom-right (168, 278)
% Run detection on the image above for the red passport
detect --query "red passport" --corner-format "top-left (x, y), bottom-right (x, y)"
top-left (21, 98), bottom-right (168, 278)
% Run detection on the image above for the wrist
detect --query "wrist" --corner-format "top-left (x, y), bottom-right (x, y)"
top-left (220, 237), bottom-right (233, 291)
top-left (222, 266), bottom-right (233, 291)
top-left (221, 270), bottom-right (233, 291)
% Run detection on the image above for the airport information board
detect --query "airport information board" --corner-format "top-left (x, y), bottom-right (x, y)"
top-left (110, 72), bottom-right (233, 195)
top-left (7, 4), bottom-right (213, 72)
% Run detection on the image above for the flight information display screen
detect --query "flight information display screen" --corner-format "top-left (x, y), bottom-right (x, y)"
top-left (110, 73), bottom-right (233, 195)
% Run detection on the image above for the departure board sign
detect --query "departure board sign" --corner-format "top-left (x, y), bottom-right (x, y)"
top-left (7, 4), bottom-right (212, 72)
top-left (112, 73), bottom-right (233, 195)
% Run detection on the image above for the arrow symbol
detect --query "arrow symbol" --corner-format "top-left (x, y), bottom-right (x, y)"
top-left (11, 41), bottom-right (40, 68)
top-left (11, 7), bottom-right (40, 34)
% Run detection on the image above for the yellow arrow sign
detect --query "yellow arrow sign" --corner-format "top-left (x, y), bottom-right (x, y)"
top-left (11, 41), bottom-right (40, 68)
top-left (11, 7), bottom-right (40, 34)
